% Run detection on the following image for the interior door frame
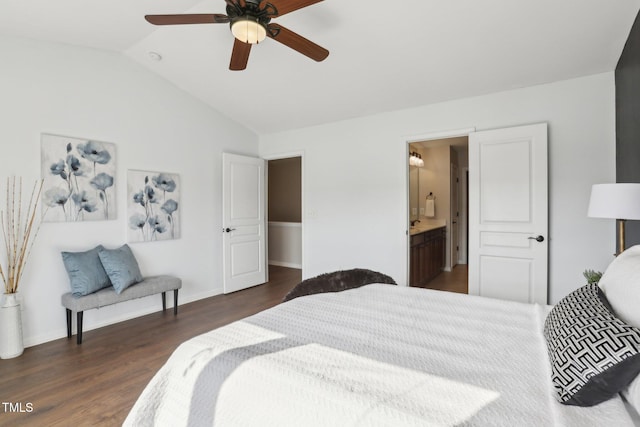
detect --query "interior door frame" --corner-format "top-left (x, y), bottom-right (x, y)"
top-left (404, 128), bottom-right (476, 286)
top-left (450, 161), bottom-right (459, 269)
top-left (262, 151), bottom-right (306, 280)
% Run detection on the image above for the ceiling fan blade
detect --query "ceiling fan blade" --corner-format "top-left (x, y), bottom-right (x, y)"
top-left (230, 39), bottom-right (252, 70)
top-left (269, 0), bottom-right (323, 17)
top-left (145, 14), bottom-right (230, 25)
top-left (267, 24), bottom-right (329, 62)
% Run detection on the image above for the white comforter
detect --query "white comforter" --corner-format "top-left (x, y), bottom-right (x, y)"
top-left (125, 284), bottom-right (635, 426)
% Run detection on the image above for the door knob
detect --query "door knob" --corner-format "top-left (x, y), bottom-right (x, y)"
top-left (223, 228), bottom-right (236, 233)
top-left (528, 235), bottom-right (544, 243)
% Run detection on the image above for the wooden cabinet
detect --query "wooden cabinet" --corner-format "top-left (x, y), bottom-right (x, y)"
top-left (410, 227), bottom-right (446, 286)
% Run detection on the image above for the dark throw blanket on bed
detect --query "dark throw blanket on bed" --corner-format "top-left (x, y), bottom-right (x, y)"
top-left (282, 268), bottom-right (396, 303)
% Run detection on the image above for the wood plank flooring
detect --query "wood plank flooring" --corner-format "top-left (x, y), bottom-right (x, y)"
top-left (412, 264), bottom-right (468, 294)
top-left (0, 266), bottom-right (301, 427)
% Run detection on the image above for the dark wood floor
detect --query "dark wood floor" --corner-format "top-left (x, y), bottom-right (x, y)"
top-left (0, 266), bottom-right (301, 427)
top-left (413, 264), bottom-right (468, 294)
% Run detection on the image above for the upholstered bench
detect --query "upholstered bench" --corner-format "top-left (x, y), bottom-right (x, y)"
top-left (61, 275), bottom-right (182, 344)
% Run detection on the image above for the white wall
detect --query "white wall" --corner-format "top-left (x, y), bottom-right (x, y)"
top-left (0, 34), bottom-right (618, 349)
top-left (268, 222), bottom-right (302, 268)
top-left (0, 35), bottom-right (258, 346)
top-left (260, 72), bottom-right (617, 304)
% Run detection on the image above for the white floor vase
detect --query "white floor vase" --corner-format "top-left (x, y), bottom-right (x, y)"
top-left (0, 294), bottom-right (24, 359)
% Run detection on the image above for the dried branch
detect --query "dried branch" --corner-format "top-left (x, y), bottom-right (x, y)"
top-left (0, 178), bottom-right (45, 294)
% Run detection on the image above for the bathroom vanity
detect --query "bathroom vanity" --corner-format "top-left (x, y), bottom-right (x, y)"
top-left (409, 225), bottom-right (446, 286)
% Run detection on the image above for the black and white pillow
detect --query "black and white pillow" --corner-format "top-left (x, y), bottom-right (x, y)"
top-left (544, 283), bottom-right (640, 406)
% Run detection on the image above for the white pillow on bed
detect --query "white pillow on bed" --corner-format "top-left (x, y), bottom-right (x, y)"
top-left (625, 377), bottom-right (640, 416)
top-left (598, 245), bottom-right (640, 414)
top-left (598, 244), bottom-right (640, 329)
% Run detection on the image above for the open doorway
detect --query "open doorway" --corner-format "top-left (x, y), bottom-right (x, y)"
top-left (267, 157), bottom-right (303, 278)
top-left (407, 137), bottom-right (468, 294)
top-left (405, 123), bottom-right (547, 303)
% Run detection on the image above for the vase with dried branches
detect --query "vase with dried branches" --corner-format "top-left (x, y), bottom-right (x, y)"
top-left (0, 177), bottom-right (45, 359)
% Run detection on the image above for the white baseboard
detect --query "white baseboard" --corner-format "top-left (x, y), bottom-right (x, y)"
top-left (24, 287), bottom-right (224, 348)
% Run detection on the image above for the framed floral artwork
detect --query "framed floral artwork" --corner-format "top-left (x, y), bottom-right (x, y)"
top-left (127, 170), bottom-right (180, 243)
top-left (41, 133), bottom-right (116, 222)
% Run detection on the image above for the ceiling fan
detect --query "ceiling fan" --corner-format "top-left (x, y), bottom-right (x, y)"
top-left (145, 0), bottom-right (329, 71)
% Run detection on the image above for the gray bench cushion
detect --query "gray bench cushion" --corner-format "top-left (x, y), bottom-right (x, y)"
top-left (61, 275), bottom-right (181, 312)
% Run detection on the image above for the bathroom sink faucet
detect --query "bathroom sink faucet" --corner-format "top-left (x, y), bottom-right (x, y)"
top-left (410, 219), bottom-right (421, 226)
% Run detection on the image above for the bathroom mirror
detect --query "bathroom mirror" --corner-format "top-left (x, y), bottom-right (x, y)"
top-left (409, 165), bottom-right (419, 221)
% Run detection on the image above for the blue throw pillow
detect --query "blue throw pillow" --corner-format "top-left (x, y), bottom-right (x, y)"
top-left (98, 244), bottom-right (143, 294)
top-left (62, 245), bottom-right (112, 297)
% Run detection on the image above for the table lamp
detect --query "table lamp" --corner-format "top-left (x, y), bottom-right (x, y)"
top-left (588, 183), bottom-right (640, 255)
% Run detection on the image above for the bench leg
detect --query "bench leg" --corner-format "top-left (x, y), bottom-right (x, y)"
top-left (66, 309), bottom-right (72, 338)
top-left (173, 290), bottom-right (179, 315)
top-left (162, 291), bottom-right (167, 311)
top-left (77, 311), bottom-right (84, 345)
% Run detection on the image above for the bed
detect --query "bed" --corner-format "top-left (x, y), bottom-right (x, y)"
top-left (124, 282), bottom-right (639, 426)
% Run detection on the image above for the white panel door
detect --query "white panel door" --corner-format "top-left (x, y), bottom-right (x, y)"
top-left (468, 123), bottom-right (548, 304)
top-left (222, 153), bottom-right (266, 294)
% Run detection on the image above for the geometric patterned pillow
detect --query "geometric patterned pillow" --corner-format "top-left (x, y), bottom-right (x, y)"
top-left (543, 283), bottom-right (640, 406)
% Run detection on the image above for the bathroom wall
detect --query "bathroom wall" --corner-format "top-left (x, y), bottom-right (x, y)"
top-left (421, 145), bottom-right (452, 270)
top-left (412, 141), bottom-right (468, 271)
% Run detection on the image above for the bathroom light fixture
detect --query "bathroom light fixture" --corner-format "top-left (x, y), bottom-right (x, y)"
top-left (409, 152), bottom-right (424, 167)
top-left (231, 17), bottom-right (267, 44)
top-left (588, 183), bottom-right (640, 255)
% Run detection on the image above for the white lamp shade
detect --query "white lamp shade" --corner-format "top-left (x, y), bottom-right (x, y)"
top-left (588, 183), bottom-right (640, 220)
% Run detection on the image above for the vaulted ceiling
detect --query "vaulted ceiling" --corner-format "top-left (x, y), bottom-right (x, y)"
top-left (1, 0), bottom-right (638, 134)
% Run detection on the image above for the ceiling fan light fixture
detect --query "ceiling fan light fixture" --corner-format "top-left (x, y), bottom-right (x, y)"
top-left (144, 0), bottom-right (330, 70)
top-left (231, 18), bottom-right (267, 44)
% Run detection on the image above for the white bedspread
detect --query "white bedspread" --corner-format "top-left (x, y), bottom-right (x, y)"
top-left (125, 284), bottom-right (635, 426)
